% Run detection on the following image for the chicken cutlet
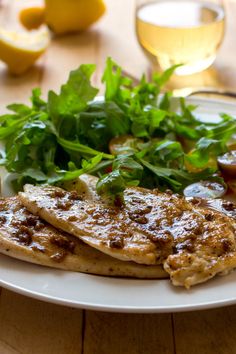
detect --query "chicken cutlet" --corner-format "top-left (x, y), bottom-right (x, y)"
top-left (19, 182), bottom-right (236, 287)
top-left (19, 184), bottom-right (169, 265)
top-left (0, 196), bottom-right (167, 278)
top-left (74, 174), bottom-right (236, 287)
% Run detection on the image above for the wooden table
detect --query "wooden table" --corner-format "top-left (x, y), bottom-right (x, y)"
top-left (0, 1), bottom-right (236, 353)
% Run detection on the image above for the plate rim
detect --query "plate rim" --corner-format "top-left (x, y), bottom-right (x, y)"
top-left (1, 260), bottom-right (236, 313)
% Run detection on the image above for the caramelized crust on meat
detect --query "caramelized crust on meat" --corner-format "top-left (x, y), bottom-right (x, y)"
top-left (20, 185), bottom-right (167, 265)
top-left (0, 196), bottom-right (167, 278)
top-left (163, 204), bottom-right (236, 288)
top-left (75, 175), bottom-right (236, 288)
top-left (19, 180), bottom-right (236, 287)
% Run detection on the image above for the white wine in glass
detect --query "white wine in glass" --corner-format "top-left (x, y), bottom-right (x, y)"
top-left (135, 0), bottom-right (225, 75)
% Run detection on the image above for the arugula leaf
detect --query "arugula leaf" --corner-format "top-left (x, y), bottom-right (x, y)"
top-left (57, 137), bottom-right (114, 160)
top-left (185, 138), bottom-right (226, 168)
top-left (0, 57), bottom-right (234, 200)
top-left (139, 158), bottom-right (220, 191)
top-left (96, 169), bottom-right (126, 198)
top-left (138, 158), bottom-right (183, 190)
top-left (102, 57), bottom-right (133, 102)
top-left (153, 64), bottom-right (182, 87)
top-left (61, 154), bottom-right (105, 182)
top-left (31, 88), bottom-right (47, 111)
top-left (112, 155), bottom-right (143, 182)
top-left (151, 140), bottom-right (184, 168)
top-left (48, 64), bottom-right (98, 126)
top-left (7, 103), bottom-right (32, 116)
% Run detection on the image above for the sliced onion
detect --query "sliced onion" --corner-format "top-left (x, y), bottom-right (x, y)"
top-left (183, 181), bottom-right (226, 199)
top-left (218, 151), bottom-right (236, 177)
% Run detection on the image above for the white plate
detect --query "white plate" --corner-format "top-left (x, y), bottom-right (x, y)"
top-left (0, 97), bottom-right (236, 313)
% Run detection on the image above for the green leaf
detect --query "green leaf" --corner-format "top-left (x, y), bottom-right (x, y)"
top-left (159, 92), bottom-right (172, 110)
top-left (61, 154), bottom-right (104, 181)
top-left (57, 137), bottom-right (114, 160)
top-left (0, 57), bottom-right (234, 197)
top-left (22, 168), bottom-right (48, 181)
top-left (186, 137), bottom-right (227, 168)
top-left (31, 88), bottom-right (47, 111)
top-left (7, 104), bottom-right (31, 116)
top-left (113, 155), bottom-right (143, 181)
top-left (104, 101), bottom-right (130, 136)
top-left (153, 64), bottom-right (182, 87)
top-left (48, 64), bottom-right (99, 121)
top-left (96, 169), bottom-right (126, 197)
top-left (149, 109), bottom-right (167, 134)
top-left (152, 140), bottom-right (184, 167)
top-left (102, 57), bottom-right (132, 102)
top-left (139, 158), bottom-right (183, 190)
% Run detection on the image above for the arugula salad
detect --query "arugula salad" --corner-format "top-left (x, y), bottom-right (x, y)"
top-left (0, 58), bottom-right (235, 199)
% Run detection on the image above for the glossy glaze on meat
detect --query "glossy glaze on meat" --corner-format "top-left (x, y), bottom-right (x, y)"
top-left (19, 182), bottom-right (236, 287)
top-left (20, 185), bottom-right (165, 265)
top-left (0, 196), bottom-right (166, 278)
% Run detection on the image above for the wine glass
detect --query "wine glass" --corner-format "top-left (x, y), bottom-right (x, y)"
top-left (135, 0), bottom-right (225, 75)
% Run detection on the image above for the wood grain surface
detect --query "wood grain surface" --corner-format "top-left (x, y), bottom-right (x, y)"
top-left (0, 1), bottom-right (236, 353)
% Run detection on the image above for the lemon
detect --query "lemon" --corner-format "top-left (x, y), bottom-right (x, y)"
top-left (20, 0), bottom-right (106, 35)
top-left (19, 7), bottom-right (45, 31)
top-left (0, 27), bottom-right (50, 75)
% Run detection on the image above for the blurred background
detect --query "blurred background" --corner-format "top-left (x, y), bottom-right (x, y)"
top-left (0, 0), bottom-right (236, 103)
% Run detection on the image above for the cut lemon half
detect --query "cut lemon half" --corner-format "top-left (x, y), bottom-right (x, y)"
top-left (0, 27), bottom-right (50, 75)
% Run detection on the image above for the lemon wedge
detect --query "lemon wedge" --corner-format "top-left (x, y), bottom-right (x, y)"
top-left (0, 27), bottom-right (50, 75)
